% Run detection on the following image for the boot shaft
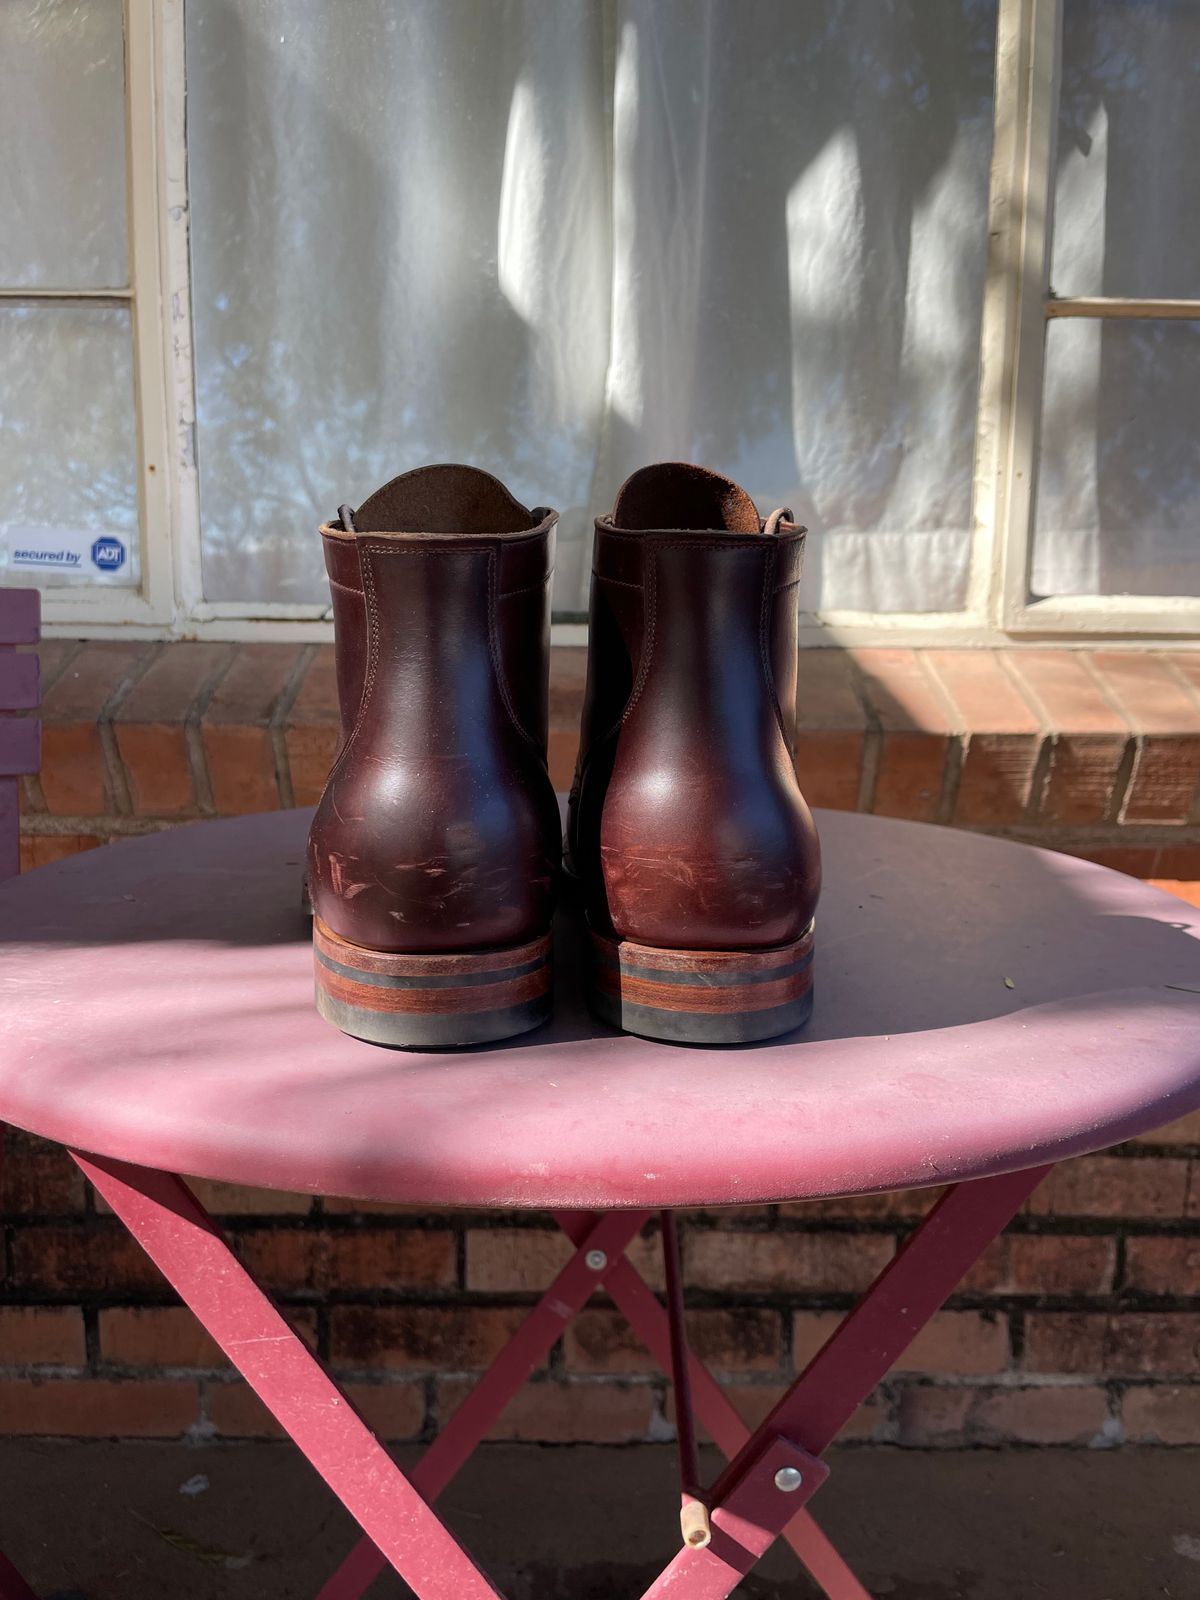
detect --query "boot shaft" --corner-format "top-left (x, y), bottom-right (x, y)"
top-left (350, 520), bottom-right (554, 757)
top-left (322, 464), bottom-right (555, 750)
top-left (309, 466), bottom-right (560, 956)
top-left (571, 463), bottom-right (820, 953)
top-left (582, 498), bottom-right (806, 764)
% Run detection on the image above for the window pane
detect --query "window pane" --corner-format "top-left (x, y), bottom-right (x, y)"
top-left (0, 305), bottom-right (139, 589)
top-left (1031, 317), bottom-right (1200, 599)
top-left (0, 1), bottom-right (129, 289)
top-left (187, 1), bottom-right (998, 615)
top-left (1051, 0), bottom-right (1200, 301)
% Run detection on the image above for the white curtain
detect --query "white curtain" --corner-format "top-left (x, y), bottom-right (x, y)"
top-left (187, 0), bottom-right (1000, 614)
top-left (4, 2), bottom-right (1197, 610)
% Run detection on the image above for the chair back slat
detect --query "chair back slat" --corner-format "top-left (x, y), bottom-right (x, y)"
top-left (0, 589), bottom-right (39, 647)
top-left (0, 781), bottom-right (17, 882)
top-left (0, 654), bottom-right (39, 711)
top-left (0, 720), bottom-right (41, 779)
top-left (0, 587), bottom-right (40, 882)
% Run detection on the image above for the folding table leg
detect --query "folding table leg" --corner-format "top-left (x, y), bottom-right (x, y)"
top-left (556, 1211), bottom-right (873, 1600)
top-left (56, 1148), bottom-right (1048, 1600)
top-left (314, 1208), bottom-right (653, 1600)
top-left (71, 1151), bottom-right (506, 1600)
top-left (318, 1201), bottom-right (874, 1600)
top-left (639, 1166), bottom-right (1052, 1600)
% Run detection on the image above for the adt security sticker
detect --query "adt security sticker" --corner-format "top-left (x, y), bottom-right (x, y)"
top-left (91, 537), bottom-right (127, 573)
top-left (0, 527), bottom-right (134, 586)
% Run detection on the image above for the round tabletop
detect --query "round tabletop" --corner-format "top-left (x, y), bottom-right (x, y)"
top-left (0, 809), bottom-right (1197, 1209)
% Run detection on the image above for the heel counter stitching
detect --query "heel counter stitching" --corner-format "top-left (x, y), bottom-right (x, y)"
top-left (575, 551), bottom-right (655, 803)
top-left (341, 541), bottom-right (383, 760)
top-left (759, 542), bottom-right (791, 752)
top-left (498, 571), bottom-right (554, 600)
top-left (591, 570), bottom-right (644, 590)
top-left (487, 548), bottom-right (546, 761)
top-left (310, 540), bottom-right (384, 837)
top-left (617, 549), bottom-right (657, 730)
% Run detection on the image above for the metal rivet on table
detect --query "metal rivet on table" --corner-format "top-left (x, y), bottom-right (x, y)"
top-left (585, 1249), bottom-right (608, 1271)
top-left (774, 1466), bottom-right (804, 1493)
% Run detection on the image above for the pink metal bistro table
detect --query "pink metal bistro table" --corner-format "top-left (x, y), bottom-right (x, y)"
top-left (0, 806), bottom-right (1198, 1600)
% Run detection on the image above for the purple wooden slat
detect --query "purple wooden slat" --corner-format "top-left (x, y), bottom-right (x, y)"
top-left (0, 654), bottom-right (39, 711)
top-left (0, 590), bottom-right (40, 647)
top-left (0, 780), bottom-right (18, 883)
top-left (0, 719), bottom-right (40, 778)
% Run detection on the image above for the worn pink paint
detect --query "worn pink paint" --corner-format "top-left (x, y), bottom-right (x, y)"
top-left (0, 801), bottom-right (1198, 1598)
top-left (0, 810), bottom-right (1196, 1207)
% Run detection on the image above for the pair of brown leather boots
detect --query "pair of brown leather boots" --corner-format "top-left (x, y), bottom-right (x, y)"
top-left (307, 462), bottom-right (820, 1050)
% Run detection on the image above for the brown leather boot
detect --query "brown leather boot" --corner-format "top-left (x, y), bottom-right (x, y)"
top-left (308, 465), bottom-right (560, 1047)
top-left (567, 462), bottom-right (820, 1044)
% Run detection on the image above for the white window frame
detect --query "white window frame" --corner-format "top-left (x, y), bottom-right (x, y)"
top-left (986, 0), bottom-right (1200, 640)
top-left (25, 0), bottom-right (1200, 647)
top-left (2, 0), bottom-right (176, 633)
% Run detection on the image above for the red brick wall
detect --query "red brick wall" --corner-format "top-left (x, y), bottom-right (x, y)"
top-left (2, 1132), bottom-right (1198, 1446)
top-left (4, 641), bottom-right (1200, 1445)
top-left (20, 642), bottom-right (1200, 879)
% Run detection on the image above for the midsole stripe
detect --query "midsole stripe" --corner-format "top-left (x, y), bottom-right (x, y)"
top-left (315, 949), bottom-right (547, 990)
top-left (593, 951), bottom-right (813, 988)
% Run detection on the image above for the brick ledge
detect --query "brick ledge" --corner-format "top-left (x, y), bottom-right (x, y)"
top-left (17, 642), bottom-right (1200, 882)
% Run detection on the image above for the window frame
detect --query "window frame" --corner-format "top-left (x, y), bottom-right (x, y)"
top-left (987, 0), bottom-right (1200, 640)
top-left (23, 0), bottom-right (1200, 647)
top-left (0, 0), bottom-right (177, 631)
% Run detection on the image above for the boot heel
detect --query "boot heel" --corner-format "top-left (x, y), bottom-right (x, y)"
top-left (314, 919), bottom-right (552, 1048)
top-left (589, 922), bottom-right (814, 1045)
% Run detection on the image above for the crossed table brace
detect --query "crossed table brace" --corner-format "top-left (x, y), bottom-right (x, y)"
top-left (0, 807), bottom-right (1197, 1595)
top-left (5, 1152), bottom-right (1046, 1600)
